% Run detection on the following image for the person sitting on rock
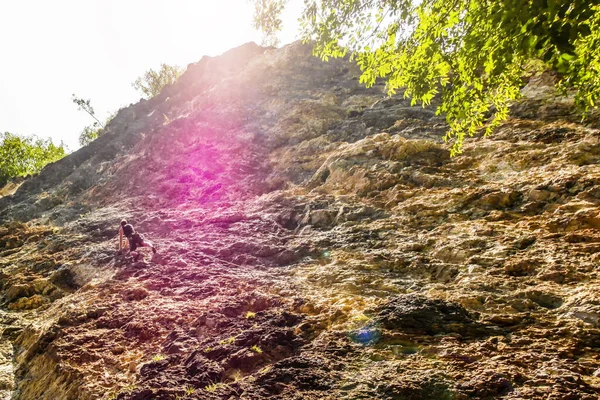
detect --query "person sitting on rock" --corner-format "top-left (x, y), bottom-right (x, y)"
top-left (119, 219), bottom-right (156, 259)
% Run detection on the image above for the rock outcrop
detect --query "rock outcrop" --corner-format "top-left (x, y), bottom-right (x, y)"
top-left (1, 41), bottom-right (600, 399)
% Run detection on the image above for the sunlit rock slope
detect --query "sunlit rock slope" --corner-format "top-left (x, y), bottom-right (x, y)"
top-left (2, 41), bottom-right (600, 399)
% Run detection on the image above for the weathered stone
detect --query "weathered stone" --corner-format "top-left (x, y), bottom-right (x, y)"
top-left (504, 259), bottom-right (538, 276)
top-left (1, 39), bottom-right (600, 400)
top-left (8, 294), bottom-right (47, 310)
top-left (375, 295), bottom-right (480, 335)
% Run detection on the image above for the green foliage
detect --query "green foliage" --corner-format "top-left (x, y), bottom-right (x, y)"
top-left (184, 386), bottom-right (195, 395)
top-left (254, 0), bottom-right (600, 154)
top-left (204, 382), bottom-right (228, 393)
top-left (0, 132), bottom-right (66, 185)
top-left (73, 95), bottom-right (102, 147)
top-left (78, 110), bottom-right (118, 147)
top-left (252, 0), bottom-right (286, 46)
top-left (204, 382), bottom-right (219, 392)
top-left (220, 336), bottom-right (236, 345)
top-left (72, 95), bottom-right (105, 128)
top-left (250, 345), bottom-right (263, 353)
top-left (78, 124), bottom-right (101, 147)
top-left (132, 63), bottom-right (183, 99)
top-left (230, 369), bottom-right (244, 382)
top-left (122, 384), bottom-right (136, 394)
top-left (72, 95), bottom-right (118, 147)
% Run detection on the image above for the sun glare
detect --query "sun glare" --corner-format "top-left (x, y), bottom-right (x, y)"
top-left (0, 0), bottom-right (300, 151)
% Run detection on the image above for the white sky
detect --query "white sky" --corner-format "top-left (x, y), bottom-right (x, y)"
top-left (0, 0), bottom-right (302, 151)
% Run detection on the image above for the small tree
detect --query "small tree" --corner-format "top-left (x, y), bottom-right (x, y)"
top-left (72, 95), bottom-right (118, 147)
top-left (78, 124), bottom-right (101, 147)
top-left (72, 95), bottom-right (105, 128)
top-left (132, 63), bottom-right (183, 99)
top-left (0, 132), bottom-right (66, 185)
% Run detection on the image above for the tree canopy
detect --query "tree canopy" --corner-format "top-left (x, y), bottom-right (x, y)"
top-left (132, 63), bottom-right (183, 99)
top-left (0, 132), bottom-right (66, 186)
top-left (254, 0), bottom-right (600, 154)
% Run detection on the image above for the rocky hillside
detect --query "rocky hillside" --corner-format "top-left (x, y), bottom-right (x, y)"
top-left (2, 41), bottom-right (600, 399)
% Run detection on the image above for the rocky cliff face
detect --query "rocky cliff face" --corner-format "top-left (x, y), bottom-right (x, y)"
top-left (2, 41), bottom-right (600, 399)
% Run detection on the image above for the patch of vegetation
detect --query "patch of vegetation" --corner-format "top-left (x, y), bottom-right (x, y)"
top-left (250, 345), bottom-right (263, 354)
top-left (132, 63), bottom-right (183, 99)
top-left (72, 95), bottom-right (118, 147)
top-left (184, 386), bottom-right (195, 395)
top-left (122, 383), bottom-right (136, 394)
top-left (220, 336), bottom-right (236, 345)
top-left (152, 353), bottom-right (166, 362)
top-left (230, 369), bottom-right (244, 383)
top-left (0, 132), bottom-right (66, 185)
top-left (204, 382), bottom-right (229, 392)
top-left (245, 311), bottom-right (256, 319)
top-left (258, 365), bottom-right (272, 374)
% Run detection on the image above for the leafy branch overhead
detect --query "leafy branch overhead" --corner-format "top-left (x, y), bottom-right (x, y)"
top-left (253, 0), bottom-right (600, 154)
top-left (252, 0), bottom-right (287, 46)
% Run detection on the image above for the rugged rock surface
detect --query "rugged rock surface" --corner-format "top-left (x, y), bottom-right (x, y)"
top-left (1, 41), bottom-right (600, 399)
